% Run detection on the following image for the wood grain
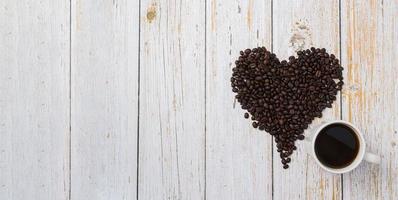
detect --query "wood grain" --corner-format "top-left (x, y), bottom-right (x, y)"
top-left (71, 0), bottom-right (139, 199)
top-left (205, 0), bottom-right (273, 199)
top-left (0, 0), bottom-right (70, 199)
top-left (272, 1), bottom-right (342, 199)
top-left (138, 0), bottom-right (206, 199)
top-left (1, 0), bottom-right (397, 199)
top-left (341, 0), bottom-right (398, 199)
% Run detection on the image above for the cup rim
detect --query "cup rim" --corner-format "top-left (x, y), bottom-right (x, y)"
top-left (311, 120), bottom-right (366, 174)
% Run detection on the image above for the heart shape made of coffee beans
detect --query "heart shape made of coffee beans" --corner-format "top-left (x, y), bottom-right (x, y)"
top-left (231, 47), bottom-right (344, 169)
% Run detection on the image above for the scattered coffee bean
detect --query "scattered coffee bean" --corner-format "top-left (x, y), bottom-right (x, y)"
top-left (231, 47), bottom-right (344, 169)
top-left (283, 165), bottom-right (289, 169)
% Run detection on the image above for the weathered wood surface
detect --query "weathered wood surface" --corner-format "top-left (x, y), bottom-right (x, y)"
top-left (341, 0), bottom-right (398, 200)
top-left (71, 0), bottom-right (139, 199)
top-left (0, 0), bottom-right (70, 199)
top-left (0, 0), bottom-right (397, 199)
top-left (138, 0), bottom-right (206, 199)
top-left (205, 0), bottom-right (273, 199)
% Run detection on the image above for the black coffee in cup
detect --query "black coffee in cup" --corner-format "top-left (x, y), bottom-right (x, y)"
top-left (314, 123), bottom-right (360, 168)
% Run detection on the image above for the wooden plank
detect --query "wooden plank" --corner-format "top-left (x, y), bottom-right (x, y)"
top-left (138, 0), bottom-right (206, 199)
top-left (0, 0), bottom-right (70, 199)
top-left (341, 0), bottom-right (398, 199)
top-left (272, 1), bottom-right (342, 199)
top-left (205, 0), bottom-right (273, 199)
top-left (70, 0), bottom-right (139, 199)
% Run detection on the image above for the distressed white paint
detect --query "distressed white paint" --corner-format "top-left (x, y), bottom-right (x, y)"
top-left (272, 1), bottom-right (342, 199)
top-left (341, 0), bottom-right (398, 199)
top-left (138, 0), bottom-right (206, 199)
top-left (0, 0), bottom-right (70, 199)
top-left (205, 0), bottom-right (273, 199)
top-left (70, 0), bottom-right (139, 199)
top-left (1, 0), bottom-right (398, 199)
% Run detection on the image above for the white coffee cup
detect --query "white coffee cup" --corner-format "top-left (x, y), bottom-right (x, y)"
top-left (305, 120), bottom-right (380, 174)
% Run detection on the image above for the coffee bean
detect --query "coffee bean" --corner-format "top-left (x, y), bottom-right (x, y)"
top-left (297, 135), bottom-right (305, 140)
top-left (231, 46), bottom-right (344, 169)
top-left (283, 165), bottom-right (289, 169)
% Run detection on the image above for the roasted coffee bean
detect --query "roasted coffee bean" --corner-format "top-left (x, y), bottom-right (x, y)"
top-left (283, 165), bottom-right (289, 169)
top-left (297, 134), bottom-right (305, 140)
top-left (231, 47), bottom-right (344, 169)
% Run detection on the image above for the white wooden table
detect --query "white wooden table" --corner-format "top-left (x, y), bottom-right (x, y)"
top-left (1, 0), bottom-right (397, 199)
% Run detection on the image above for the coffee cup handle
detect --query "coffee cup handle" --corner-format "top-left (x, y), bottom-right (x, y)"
top-left (364, 152), bottom-right (380, 164)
